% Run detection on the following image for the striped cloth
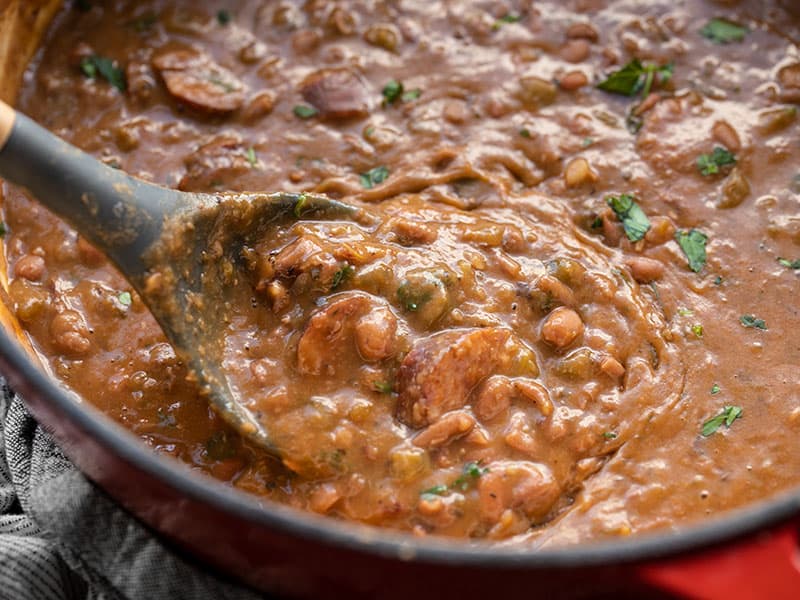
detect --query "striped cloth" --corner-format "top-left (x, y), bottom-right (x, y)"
top-left (0, 379), bottom-right (265, 600)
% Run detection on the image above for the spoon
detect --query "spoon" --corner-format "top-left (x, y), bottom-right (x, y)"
top-left (0, 99), bottom-right (365, 458)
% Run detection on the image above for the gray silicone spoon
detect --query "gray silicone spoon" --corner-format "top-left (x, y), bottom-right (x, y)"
top-left (0, 99), bottom-right (364, 457)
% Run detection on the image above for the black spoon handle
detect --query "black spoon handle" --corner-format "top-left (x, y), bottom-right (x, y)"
top-left (0, 99), bottom-right (180, 278)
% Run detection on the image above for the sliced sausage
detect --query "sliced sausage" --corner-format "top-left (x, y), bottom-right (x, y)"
top-left (396, 327), bottom-right (513, 428)
top-left (153, 49), bottom-right (246, 114)
top-left (300, 68), bottom-right (371, 120)
top-left (297, 293), bottom-right (396, 375)
top-left (477, 461), bottom-right (560, 524)
top-left (178, 136), bottom-right (253, 192)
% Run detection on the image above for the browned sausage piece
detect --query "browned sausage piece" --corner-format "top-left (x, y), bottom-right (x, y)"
top-left (396, 327), bottom-right (512, 428)
top-left (153, 49), bottom-right (246, 114)
top-left (300, 68), bottom-right (371, 120)
top-left (477, 461), bottom-right (560, 524)
top-left (178, 136), bottom-right (254, 192)
top-left (297, 293), bottom-right (397, 375)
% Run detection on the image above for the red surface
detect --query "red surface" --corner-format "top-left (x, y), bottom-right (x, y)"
top-left (640, 522), bottom-right (800, 599)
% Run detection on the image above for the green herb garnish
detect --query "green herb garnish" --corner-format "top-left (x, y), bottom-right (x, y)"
top-left (701, 406), bottom-right (743, 437)
top-left (0, 222), bottom-right (6, 237)
top-left (597, 59), bottom-right (673, 98)
top-left (711, 384), bottom-right (721, 395)
top-left (606, 194), bottom-right (651, 242)
top-left (778, 257), bottom-right (800, 270)
top-left (740, 314), bottom-right (767, 330)
top-left (382, 80), bottom-right (404, 104)
top-left (691, 324), bottom-right (704, 338)
top-left (402, 88), bottom-right (422, 102)
top-left (493, 14), bottom-right (521, 29)
top-left (602, 431), bottom-right (618, 440)
top-left (675, 229), bottom-right (708, 273)
top-left (700, 18), bottom-right (748, 44)
top-left (420, 485), bottom-right (448, 498)
top-left (373, 381), bottom-right (394, 394)
top-left (697, 147), bottom-right (736, 176)
top-left (293, 193), bottom-right (309, 217)
top-left (80, 56), bottom-right (126, 91)
top-left (293, 104), bottom-right (318, 119)
top-left (453, 462), bottom-right (489, 491)
top-left (359, 165), bottom-right (390, 189)
top-left (217, 10), bottom-right (231, 25)
top-left (245, 147), bottom-right (257, 167)
top-left (519, 128), bottom-right (532, 138)
top-left (331, 264), bottom-right (355, 290)
top-left (118, 291), bottom-right (132, 306)
top-left (677, 307), bottom-right (694, 316)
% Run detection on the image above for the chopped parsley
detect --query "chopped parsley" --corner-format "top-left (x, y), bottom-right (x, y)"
top-left (420, 462), bottom-right (489, 498)
top-left (80, 56), bottom-right (126, 91)
top-left (740, 314), bottom-right (767, 330)
top-left (373, 381), bottom-right (394, 394)
top-left (700, 18), bottom-right (748, 44)
top-left (117, 291), bottom-right (132, 306)
top-left (777, 257), bottom-right (800, 270)
top-left (675, 229), bottom-right (708, 273)
top-left (602, 431), bottom-right (618, 440)
top-left (606, 194), bottom-right (651, 242)
top-left (0, 222), bottom-right (6, 237)
top-left (691, 324), bottom-right (704, 338)
top-left (402, 88), bottom-right (422, 102)
top-left (420, 485), bottom-right (448, 499)
top-left (216, 10), bottom-right (231, 25)
top-left (293, 193), bottom-right (309, 217)
top-left (519, 128), bottom-right (532, 138)
top-left (701, 406), bottom-right (743, 437)
top-left (382, 80), bottom-right (403, 104)
top-left (245, 147), bottom-right (257, 167)
top-left (711, 384), bottom-right (721, 395)
top-left (597, 59), bottom-right (673, 98)
top-left (677, 307), bottom-right (694, 316)
top-left (697, 147), bottom-right (736, 176)
top-left (293, 104), bottom-right (318, 119)
top-left (359, 165), bottom-right (390, 189)
top-left (453, 462), bottom-right (489, 491)
top-left (331, 264), bottom-right (355, 290)
top-left (382, 80), bottom-right (422, 105)
top-left (493, 14), bottom-right (521, 29)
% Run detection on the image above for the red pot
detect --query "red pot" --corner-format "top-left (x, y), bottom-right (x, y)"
top-left (1, 326), bottom-right (800, 599)
top-left (1, 1), bottom-right (799, 597)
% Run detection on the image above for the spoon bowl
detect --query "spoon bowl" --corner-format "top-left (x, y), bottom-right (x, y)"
top-left (0, 100), bottom-right (364, 457)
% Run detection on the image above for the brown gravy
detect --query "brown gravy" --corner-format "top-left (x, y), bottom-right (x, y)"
top-left (2, 0), bottom-right (799, 545)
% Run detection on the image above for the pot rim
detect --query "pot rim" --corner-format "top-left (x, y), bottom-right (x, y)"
top-left (2, 324), bottom-right (799, 568)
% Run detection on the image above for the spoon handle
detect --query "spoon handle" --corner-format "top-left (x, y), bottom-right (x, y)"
top-left (0, 99), bottom-right (177, 278)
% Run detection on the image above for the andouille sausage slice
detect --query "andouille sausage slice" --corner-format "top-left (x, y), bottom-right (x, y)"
top-left (299, 68), bottom-right (371, 120)
top-left (396, 327), bottom-right (512, 428)
top-left (153, 48), bottom-right (246, 113)
top-left (297, 293), bottom-right (397, 375)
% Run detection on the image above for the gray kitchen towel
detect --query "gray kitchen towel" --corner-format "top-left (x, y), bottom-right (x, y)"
top-left (0, 378), bottom-right (265, 600)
